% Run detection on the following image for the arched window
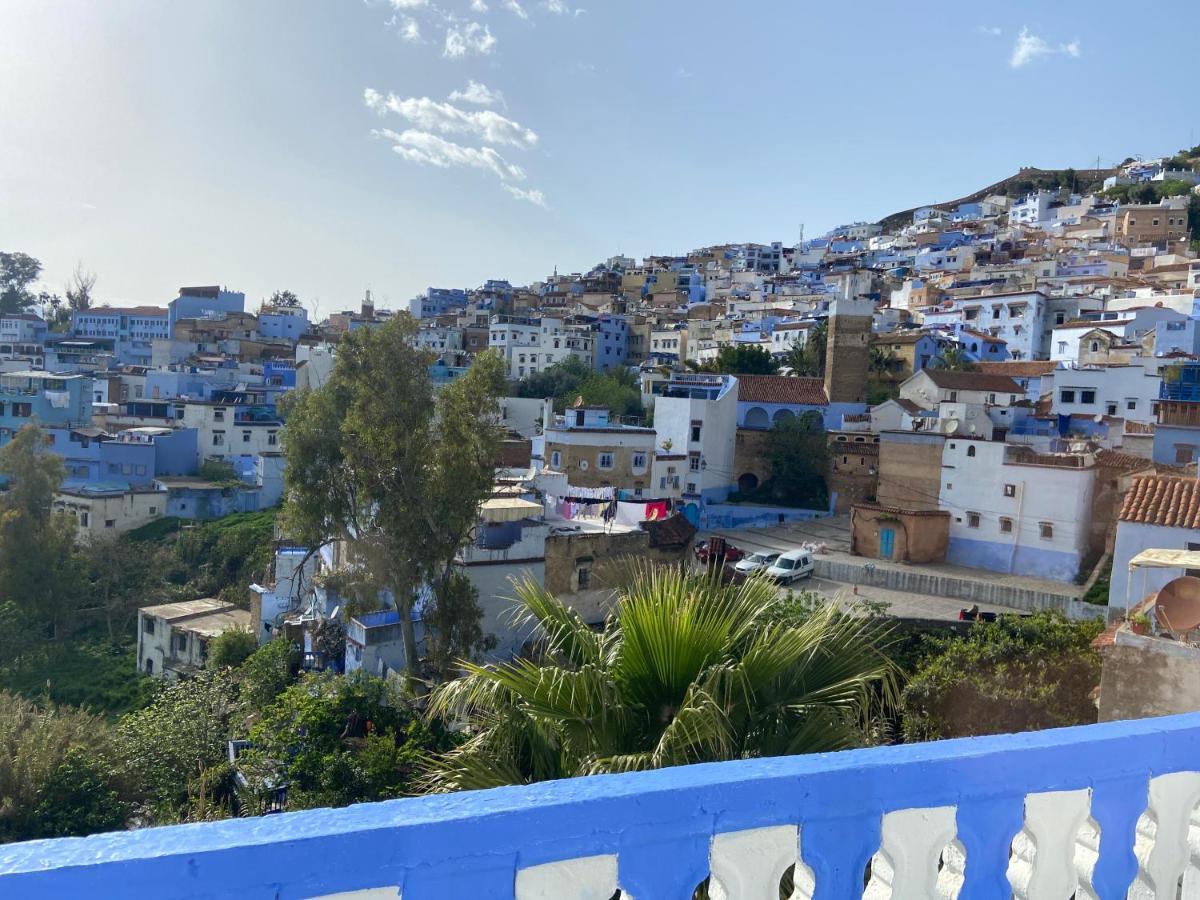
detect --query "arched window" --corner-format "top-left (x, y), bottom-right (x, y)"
top-left (966, 445), bottom-right (976, 457)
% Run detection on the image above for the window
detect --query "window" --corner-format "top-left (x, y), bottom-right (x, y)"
top-left (1060, 390), bottom-right (1076, 403)
top-left (598, 452), bottom-right (614, 470)
top-left (1106, 402), bottom-right (1118, 415)
top-left (632, 452), bottom-right (647, 469)
top-left (242, 430), bottom-right (251, 443)
top-left (988, 393), bottom-right (996, 404)
top-left (1057, 341), bottom-right (1068, 354)
top-left (1080, 390), bottom-right (1096, 405)
top-left (550, 450), bottom-right (562, 468)
top-left (12, 402), bottom-right (31, 417)
top-left (214, 409), bottom-right (225, 422)
top-left (945, 482), bottom-right (952, 490)
top-left (577, 567), bottom-right (590, 589)
top-left (149, 506), bottom-right (157, 515)
top-left (176, 633), bottom-right (188, 653)
top-left (1055, 312), bottom-right (1065, 325)
top-left (1175, 445), bottom-right (1195, 465)
top-left (967, 512), bottom-right (980, 528)
top-left (268, 431), bottom-right (278, 446)
top-left (1090, 341), bottom-right (1100, 353)
top-left (144, 658), bottom-right (154, 674)
top-left (689, 455), bottom-right (700, 472)
top-left (690, 424), bottom-right (702, 442)
top-left (213, 431), bottom-right (225, 446)
top-left (686, 481), bottom-right (697, 493)
top-left (105, 519), bottom-right (115, 528)
top-left (1039, 522), bottom-right (1053, 540)
top-left (79, 511), bottom-right (89, 527)
top-left (1126, 399), bottom-right (1137, 411)
top-left (999, 517), bottom-right (1013, 534)
top-left (143, 617), bottom-right (155, 635)
top-left (992, 307), bottom-right (1001, 319)
top-left (966, 445), bottom-right (976, 458)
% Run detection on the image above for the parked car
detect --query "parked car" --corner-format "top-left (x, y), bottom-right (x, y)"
top-left (695, 537), bottom-right (744, 566)
top-left (733, 551), bottom-right (780, 576)
top-left (959, 605), bottom-right (998, 623)
top-left (765, 549), bottom-right (815, 585)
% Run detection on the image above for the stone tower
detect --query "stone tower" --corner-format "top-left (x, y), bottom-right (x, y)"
top-left (823, 297), bottom-right (874, 404)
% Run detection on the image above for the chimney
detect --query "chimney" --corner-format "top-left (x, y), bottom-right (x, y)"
top-left (542, 397), bottom-right (554, 434)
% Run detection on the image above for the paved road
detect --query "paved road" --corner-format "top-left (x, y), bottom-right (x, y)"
top-left (702, 519), bottom-right (1021, 622)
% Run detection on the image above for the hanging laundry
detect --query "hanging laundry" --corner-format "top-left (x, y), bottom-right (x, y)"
top-left (644, 500), bottom-right (669, 521)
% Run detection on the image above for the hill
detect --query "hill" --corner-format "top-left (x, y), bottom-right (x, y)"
top-left (876, 165), bottom-right (1116, 233)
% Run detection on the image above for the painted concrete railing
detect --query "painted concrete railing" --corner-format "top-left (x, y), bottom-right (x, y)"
top-left (2, 714), bottom-right (1200, 899)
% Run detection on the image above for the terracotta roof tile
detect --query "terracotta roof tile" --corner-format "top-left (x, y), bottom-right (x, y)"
top-left (1118, 475), bottom-right (1200, 528)
top-left (1095, 450), bottom-right (1155, 472)
top-left (736, 375), bottom-right (828, 406)
top-left (922, 369), bottom-right (1024, 394)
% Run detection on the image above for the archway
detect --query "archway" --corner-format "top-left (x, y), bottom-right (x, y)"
top-left (737, 472), bottom-right (759, 493)
top-left (745, 406), bottom-right (770, 429)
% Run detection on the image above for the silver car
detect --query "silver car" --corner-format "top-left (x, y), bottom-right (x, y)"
top-left (733, 551), bottom-right (780, 575)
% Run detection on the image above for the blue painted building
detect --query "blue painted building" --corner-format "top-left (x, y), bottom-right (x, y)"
top-left (1153, 362), bottom-right (1200, 465)
top-left (0, 371), bottom-right (92, 446)
top-left (70, 306), bottom-right (168, 365)
top-left (168, 286), bottom-right (246, 335)
top-left (257, 306), bottom-right (309, 341)
top-left (415, 287), bottom-right (468, 318)
top-left (954, 325), bottom-right (1008, 362)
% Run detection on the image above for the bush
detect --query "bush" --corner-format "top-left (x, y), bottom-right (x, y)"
top-left (901, 611), bottom-right (1103, 742)
top-left (0, 691), bottom-right (126, 842)
top-left (207, 628), bottom-right (258, 670)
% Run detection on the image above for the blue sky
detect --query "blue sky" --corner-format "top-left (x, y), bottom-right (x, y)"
top-left (1, 0), bottom-right (1196, 314)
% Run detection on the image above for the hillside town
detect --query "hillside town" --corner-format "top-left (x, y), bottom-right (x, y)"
top-left (5, 148), bottom-right (1200, 887)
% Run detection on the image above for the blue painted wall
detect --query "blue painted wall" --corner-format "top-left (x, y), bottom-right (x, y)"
top-left (946, 535), bottom-right (1082, 582)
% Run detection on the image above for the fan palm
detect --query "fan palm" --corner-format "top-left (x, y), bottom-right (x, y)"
top-left (423, 563), bottom-right (898, 791)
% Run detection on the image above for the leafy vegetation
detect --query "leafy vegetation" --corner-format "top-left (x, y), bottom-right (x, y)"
top-left (424, 564), bottom-right (898, 791)
top-left (900, 611), bottom-right (1103, 742)
top-left (515, 355), bottom-right (644, 420)
top-left (700, 344), bottom-right (778, 375)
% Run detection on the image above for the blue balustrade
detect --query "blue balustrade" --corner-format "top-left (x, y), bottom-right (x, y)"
top-left (2, 713), bottom-right (1200, 898)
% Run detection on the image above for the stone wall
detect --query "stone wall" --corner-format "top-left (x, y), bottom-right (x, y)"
top-left (1098, 634), bottom-right (1200, 722)
top-left (850, 506), bottom-right (949, 563)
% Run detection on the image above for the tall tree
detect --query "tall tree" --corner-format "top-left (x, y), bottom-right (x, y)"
top-left (0, 425), bottom-right (83, 638)
top-left (282, 314), bottom-right (506, 677)
top-left (783, 321), bottom-right (827, 376)
top-left (766, 411), bottom-right (829, 507)
top-left (424, 563), bottom-right (897, 791)
top-left (932, 346), bottom-right (979, 372)
top-left (0, 252), bottom-right (43, 315)
top-left (65, 263), bottom-right (96, 312)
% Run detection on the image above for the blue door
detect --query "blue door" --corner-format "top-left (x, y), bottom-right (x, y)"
top-left (879, 527), bottom-right (895, 560)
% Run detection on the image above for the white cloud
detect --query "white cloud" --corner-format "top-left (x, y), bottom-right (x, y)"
top-left (543, 0), bottom-right (582, 14)
top-left (444, 21), bottom-right (495, 57)
top-left (470, 0), bottom-right (489, 9)
top-left (502, 0), bottom-right (529, 19)
top-left (374, 128), bottom-right (526, 182)
top-left (503, 184), bottom-right (548, 208)
top-left (388, 0), bottom-right (428, 8)
top-left (396, 15), bottom-right (421, 42)
top-left (364, 88), bottom-right (536, 147)
top-left (1010, 27), bottom-right (1082, 67)
top-left (448, 79), bottom-right (506, 108)
top-left (976, 25), bottom-right (1001, 36)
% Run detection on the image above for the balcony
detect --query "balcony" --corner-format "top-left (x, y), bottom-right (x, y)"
top-left (2, 713), bottom-right (1200, 898)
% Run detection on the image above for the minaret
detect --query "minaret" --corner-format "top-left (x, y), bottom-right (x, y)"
top-left (823, 297), bottom-right (875, 404)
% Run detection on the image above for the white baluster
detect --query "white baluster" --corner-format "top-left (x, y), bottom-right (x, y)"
top-left (1073, 815), bottom-right (1102, 900)
top-left (309, 889), bottom-right (400, 900)
top-left (709, 825), bottom-right (799, 900)
top-left (862, 806), bottom-right (957, 900)
top-left (1130, 772), bottom-right (1200, 899)
top-left (935, 839), bottom-right (966, 899)
top-left (1182, 800), bottom-right (1200, 898)
top-left (515, 854), bottom-right (618, 900)
top-left (1006, 788), bottom-right (1091, 900)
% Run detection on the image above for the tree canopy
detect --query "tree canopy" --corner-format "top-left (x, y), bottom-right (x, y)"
top-left (282, 314), bottom-right (507, 676)
top-left (0, 251), bottom-right (43, 315)
top-left (705, 343), bottom-right (778, 375)
top-left (764, 411), bottom-right (829, 508)
top-left (515, 356), bottom-right (644, 421)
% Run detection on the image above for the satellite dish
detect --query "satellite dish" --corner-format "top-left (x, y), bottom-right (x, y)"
top-left (573, 396), bottom-right (584, 408)
top-left (1093, 414), bottom-right (1104, 423)
top-left (1155, 576), bottom-right (1200, 633)
top-left (967, 423), bottom-right (977, 434)
top-left (944, 418), bottom-right (960, 434)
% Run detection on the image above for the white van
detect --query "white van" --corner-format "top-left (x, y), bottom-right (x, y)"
top-left (765, 549), bottom-right (814, 585)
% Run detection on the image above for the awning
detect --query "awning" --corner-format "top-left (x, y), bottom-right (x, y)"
top-left (479, 498), bottom-right (543, 523)
top-left (1128, 549), bottom-right (1200, 571)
